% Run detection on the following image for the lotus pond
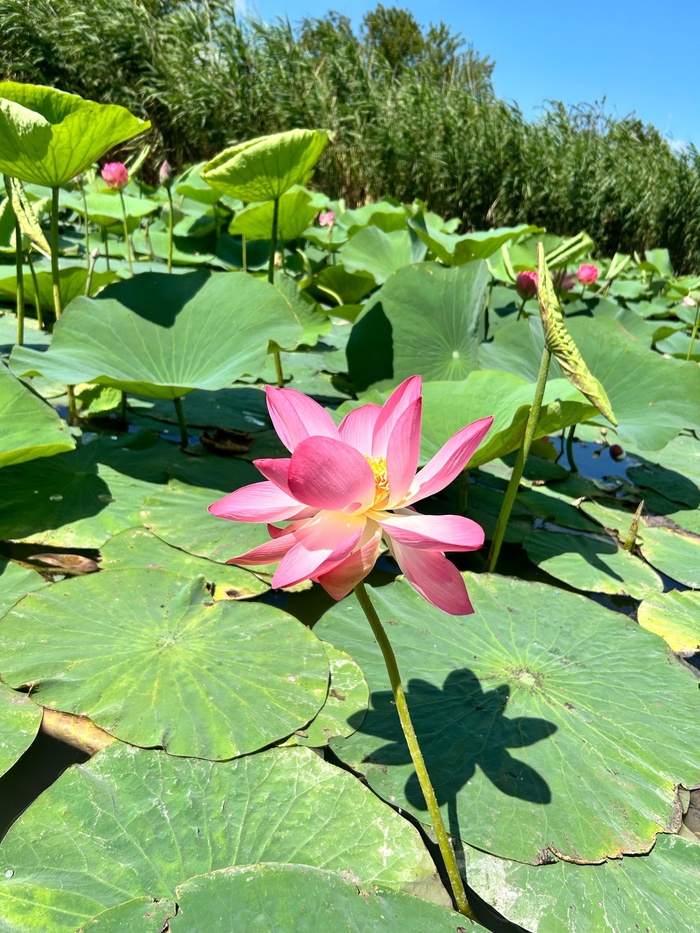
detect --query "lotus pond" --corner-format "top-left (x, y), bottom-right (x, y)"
top-left (0, 83), bottom-right (699, 933)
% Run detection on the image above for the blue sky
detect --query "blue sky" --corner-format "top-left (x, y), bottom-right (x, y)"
top-left (248, 0), bottom-right (698, 148)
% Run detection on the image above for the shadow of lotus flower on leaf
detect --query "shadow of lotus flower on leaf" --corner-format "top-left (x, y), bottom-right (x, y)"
top-left (344, 668), bottom-right (556, 839)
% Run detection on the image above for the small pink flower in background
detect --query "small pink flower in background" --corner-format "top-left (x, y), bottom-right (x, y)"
top-left (159, 160), bottom-right (173, 189)
top-left (553, 269), bottom-right (576, 291)
top-left (577, 263), bottom-right (599, 286)
top-left (209, 377), bottom-right (493, 615)
top-left (682, 295), bottom-right (697, 308)
top-left (101, 162), bottom-right (129, 191)
top-left (318, 210), bottom-right (335, 228)
top-left (515, 270), bottom-right (538, 300)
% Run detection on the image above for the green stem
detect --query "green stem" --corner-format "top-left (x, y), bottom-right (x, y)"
top-left (565, 424), bottom-right (578, 473)
top-left (268, 198), bottom-right (284, 387)
top-left (85, 247), bottom-right (100, 297)
top-left (353, 581), bottom-right (475, 921)
top-left (50, 187), bottom-right (62, 319)
top-left (516, 296), bottom-right (526, 320)
top-left (79, 180), bottom-right (90, 268)
top-left (242, 233), bottom-right (247, 274)
top-left (166, 185), bottom-right (175, 274)
top-left (27, 251), bottom-right (44, 329)
top-left (118, 190), bottom-right (133, 276)
top-left (102, 227), bottom-right (110, 272)
top-left (173, 396), bottom-right (189, 447)
top-left (5, 176), bottom-right (25, 345)
top-left (486, 344), bottom-right (552, 572)
top-left (687, 301), bottom-right (700, 360)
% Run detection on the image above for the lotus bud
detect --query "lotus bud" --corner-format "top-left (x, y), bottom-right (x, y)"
top-left (577, 263), bottom-right (599, 286)
top-left (159, 160), bottom-right (173, 189)
top-left (682, 295), bottom-right (697, 308)
top-left (101, 162), bottom-right (129, 191)
top-left (515, 270), bottom-right (538, 300)
top-left (553, 269), bottom-right (576, 291)
top-left (318, 210), bottom-right (335, 228)
top-left (609, 444), bottom-right (625, 462)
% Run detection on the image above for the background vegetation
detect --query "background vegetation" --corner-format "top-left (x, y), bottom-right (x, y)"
top-left (1, 0), bottom-right (699, 270)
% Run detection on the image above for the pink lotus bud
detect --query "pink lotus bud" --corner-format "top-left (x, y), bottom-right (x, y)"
top-left (577, 263), bottom-right (599, 286)
top-left (553, 269), bottom-right (576, 291)
top-left (101, 162), bottom-right (129, 191)
top-left (682, 295), bottom-right (697, 308)
top-left (318, 210), bottom-right (335, 228)
top-left (159, 160), bottom-right (173, 189)
top-left (515, 270), bottom-right (538, 300)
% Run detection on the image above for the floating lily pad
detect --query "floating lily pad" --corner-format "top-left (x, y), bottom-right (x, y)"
top-left (0, 362), bottom-right (74, 467)
top-left (0, 742), bottom-right (446, 933)
top-left (168, 864), bottom-right (472, 933)
top-left (463, 834), bottom-right (700, 933)
top-left (637, 590), bottom-right (700, 653)
top-left (0, 431), bottom-right (195, 548)
top-left (522, 528), bottom-right (663, 598)
top-left (285, 645), bottom-right (369, 748)
top-left (99, 529), bottom-right (268, 599)
top-left (10, 271), bottom-right (302, 399)
top-left (79, 897), bottom-right (177, 933)
top-left (0, 560), bottom-right (47, 617)
top-left (316, 576), bottom-right (700, 863)
top-left (0, 680), bottom-right (42, 778)
top-left (0, 571), bottom-right (329, 758)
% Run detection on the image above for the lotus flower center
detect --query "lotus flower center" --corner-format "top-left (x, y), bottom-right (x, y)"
top-left (364, 454), bottom-right (390, 501)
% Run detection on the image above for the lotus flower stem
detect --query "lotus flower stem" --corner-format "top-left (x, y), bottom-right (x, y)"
top-left (486, 344), bottom-right (551, 572)
top-left (165, 184), bottom-right (175, 273)
top-left (50, 187), bottom-right (63, 319)
top-left (687, 301), bottom-right (700, 360)
top-left (565, 424), bottom-right (578, 473)
top-left (27, 251), bottom-right (44, 329)
top-left (242, 233), bottom-right (247, 274)
top-left (353, 580), bottom-right (476, 921)
top-left (4, 176), bottom-right (25, 345)
top-left (118, 190), bottom-right (134, 276)
top-left (268, 197), bottom-right (285, 387)
top-left (173, 396), bottom-right (189, 447)
top-left (101, 227), bottom-right (111, 271)
top-left (78, 177), bottom-right (90, 269)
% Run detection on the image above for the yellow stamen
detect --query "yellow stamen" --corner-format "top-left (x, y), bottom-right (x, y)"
top-left (365, 454), bottom-right (390, 505)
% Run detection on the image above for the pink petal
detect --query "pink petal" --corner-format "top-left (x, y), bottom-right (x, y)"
top-left (338, 403), bottom-right (382, 453)
top-left (208, 481), bottom-right (309, 523)
top-left (265, 386), bottom-right (340, 452)
top-left (386, 397), bottom-right (422, 507)
top-left (389, 539), bottom-right (474, 615)
top-left (272, 512), bottom-right (365, 589)
top-left (371, 375), bottom-right (422, 456)
top-left (288, 436), bottom-right (376, 511)
top-left (404, 416), bottom-right (493, 506)
top-left (379, 512), bottom-right (484, 552)
top-left (314, 529), bottom-right (382, 600)
top-left (253, 457), bottom-right (292, 494)
top-left (225, 534), bottom-right (295, 567)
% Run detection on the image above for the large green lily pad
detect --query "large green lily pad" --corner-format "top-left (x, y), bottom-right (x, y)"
top-left (0, 431), bottom-right (206, 548)
top-left (0, 742), bottom-right (446, 933)
top-left (409, 220), bottom-right (540, 265)
top-left (202, 129), bottom-right (333, 201)
top-left (347, 261), bottom-right (490, 387)
top-left (0, 362), bottom-right (74, 467)
top-left (316, 576), bottom-right (700, 863)
top-left (637, 590), bottom-right (700, 653)
top-left (167, 864), bottom-right (472, 932)
top-left (229, 186), bottom-right (325, 242)
top-left (0, 560), bottom-right (47, 617)
top-left (0, 263), bottom-right (119, 311)
top-left (0, 82), bottom-right (149, 186)
top-left (0, 680), bottom-right (42, 778)
top-left (61, 191), bottom-right (159, 230)
top-left (463, 834), bottom-right (700, 933)
top-left (340, 227), bottom-right (424, 284)
top-left (522, 528), bottom-right (663, 598)
top-left (0, 571), bottom-right (329, 759)
top-left (10, 271), bottom-right (302, 399)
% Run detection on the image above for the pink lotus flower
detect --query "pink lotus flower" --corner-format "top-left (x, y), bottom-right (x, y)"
top-left (515, 270), bottom-right (538, 300)
top-left (209, 377), bottom-right (493, 615)
top-left (553, 269), bottom-right (576, 291)
top-left (101, 161), bottom-right (129, 191)
top-left (318, 210), bottom-right (335, 228)
top-left (577, 263), bottom-right (599, 286)
top-left (159, 160), bottom-right (173, 188)
top-left (682, 295), bottom-right (697, 308)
